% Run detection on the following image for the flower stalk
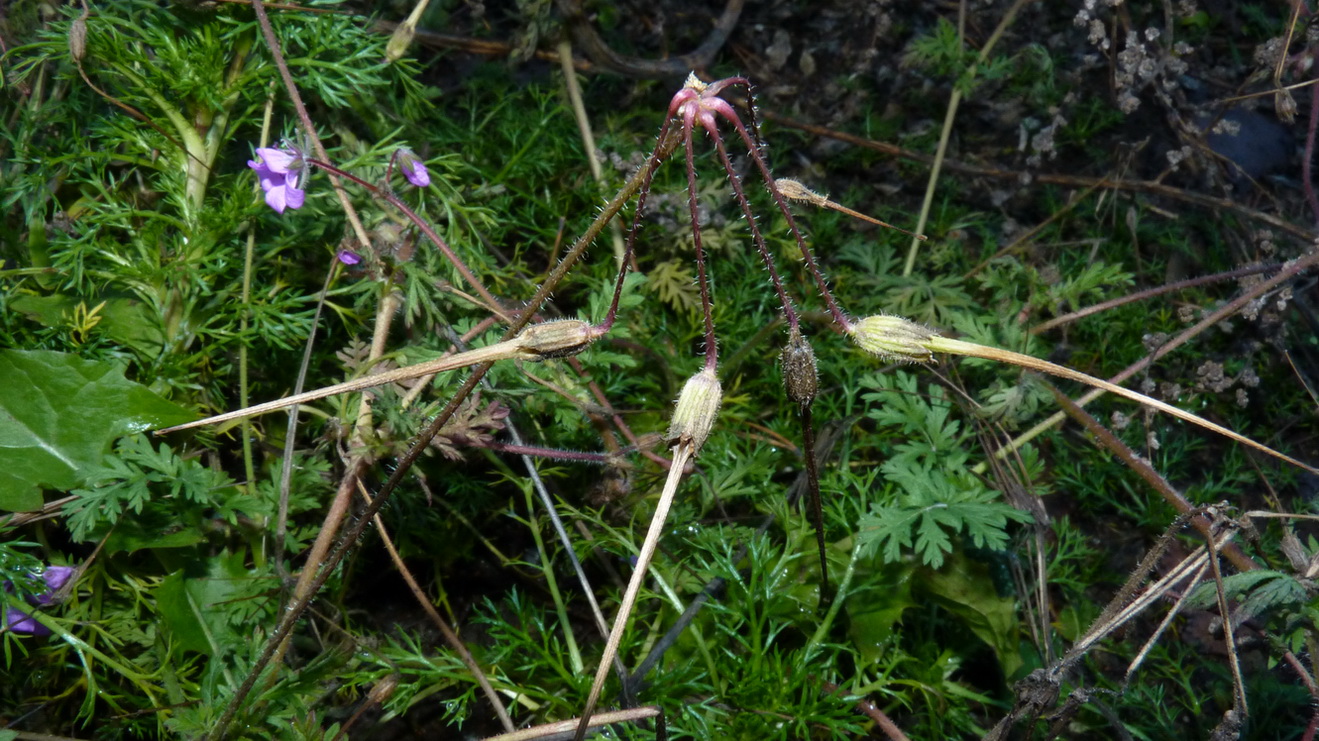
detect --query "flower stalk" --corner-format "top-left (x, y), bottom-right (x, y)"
top-left (848, 314), bottom-right (1317, 474)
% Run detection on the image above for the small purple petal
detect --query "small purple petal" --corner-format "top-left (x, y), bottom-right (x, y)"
top-left (254, 147), bottom-right (297, 174)
top-left (5, 607), bottom-right (49, 636)
top-left (42, 566), bottom-right (76, 594)
top-left (264, 183), bottom-right (290, 214)
top-left (283, 183), bottom-right (305, 211)
top-left (398, 148), bottom-right (430, 188)
top-left (251, 168), bottom-right (280, 193)
top-left (337, 250), bottom-right (363, 266)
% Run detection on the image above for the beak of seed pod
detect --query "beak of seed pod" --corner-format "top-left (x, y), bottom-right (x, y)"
top-left (667, 368), bottom-right (722, 453)
top-left (848, 315), bottom-right (938, 364)
top-left (780, 327), bottom-right (818, 406)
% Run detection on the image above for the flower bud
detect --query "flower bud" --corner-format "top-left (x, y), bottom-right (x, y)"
top-left (667, 368), bottom-right (722, 452)
top-left (515, 320), bottom-right (598, 359)
top-left (397, 147), bottom-right (430, 188)
top-left (780, 327), bottom-right (818, 406)
top-left (849, 315), bottom-right (936, 364)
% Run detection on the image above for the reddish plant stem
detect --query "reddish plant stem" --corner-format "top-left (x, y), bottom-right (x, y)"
top-left (306, 159), bottom-right (503, 314)
top-left (686, 124), bottom-right (720, 369)
top-left (709, 127), bottom-right (799, 329)
top-left (719, 106), bottom-right (851, 330)
top-left (1306, 64), bottom-right (1319, 226)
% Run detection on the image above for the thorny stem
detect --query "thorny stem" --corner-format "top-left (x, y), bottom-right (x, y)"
top-left (709, 131), bottom-right (799, 329)
top-left (715, 101), bottom-right (852, 329)
top-left (685, 125), bottom-right (720, 368)
top-left (600, 119), bottom-right (678, 332)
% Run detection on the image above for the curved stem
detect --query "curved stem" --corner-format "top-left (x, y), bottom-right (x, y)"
top-left (708, 125), bottom-right (798, 330)
top-left (686, 125), bottom-right (719, 368)
top-left (305, 159), bottom-right (504, 315)
top-left (599, 120), bottom-right (679, 332)
top-left (721, 109), bottom-right (851, 329)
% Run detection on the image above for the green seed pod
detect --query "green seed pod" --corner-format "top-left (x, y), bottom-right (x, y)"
top-left (515, 320), bottom-right (597, 359)
top-left (780, 327), bottom-right (818, 406)
top-left (849, 315), bottom-right (937, 364)
top-left (667, 368), bottom-right (722, 452)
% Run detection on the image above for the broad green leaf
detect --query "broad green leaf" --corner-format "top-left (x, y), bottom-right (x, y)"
top-left (921, 552), bottom-right (1023, 678)
top-left (0, 350), bottom-right (193, 512)
top-left (846, 559), bottom-right (917, 666)
top-left (155, 552), bottom-right (252, 656)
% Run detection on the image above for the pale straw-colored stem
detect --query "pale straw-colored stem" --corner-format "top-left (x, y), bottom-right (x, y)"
top-left (155, 340), bottom-right (532, 434)
top-left (929, 336), bottom-right (1318, 474)
top-left (571, 443), bottom-right (694, 741)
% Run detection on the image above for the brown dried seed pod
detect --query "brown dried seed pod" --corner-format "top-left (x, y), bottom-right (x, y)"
top-left (780, 327), bottom-right (818, 406)
top-left (70, 18), bottom-right (87, 62)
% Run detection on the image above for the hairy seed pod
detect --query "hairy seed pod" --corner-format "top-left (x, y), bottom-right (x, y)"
top-left (70, 17), bottom-right (87, 62)
top-left (667, 368), bottom-right (722, 452)
top-left (515, 319), bottom-right (597, 359)
top-left (849, 315), bottom-right (937, 364)
top-left (780, 327), bottom-right (818, 406)
top-left (774, 178), bottom-right (826, 207)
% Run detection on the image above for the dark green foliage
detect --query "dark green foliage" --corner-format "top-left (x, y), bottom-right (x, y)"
top-left (2, 1), bottom-right (1318, 739)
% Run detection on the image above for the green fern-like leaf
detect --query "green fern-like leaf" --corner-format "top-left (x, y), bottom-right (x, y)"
top-left (645, 259), bottom-right (701, 313)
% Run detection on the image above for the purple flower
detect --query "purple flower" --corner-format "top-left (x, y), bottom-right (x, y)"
top-left (336, 249), bottom-right (363, 266)
top-left (247, 146), bottom-right (308, 214)
top-left (4, 565), bottom-right (76, 636)
top-left (397, 147), bottom-right (430, 188)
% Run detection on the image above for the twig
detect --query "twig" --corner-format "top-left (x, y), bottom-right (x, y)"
top-left (1029, 262), bottom-right (1282, 334)
top-left (554, 0), bottom-right (745, 78)
top-left (821, 681), bottom-right (911, 741)
top-left (354, 481), bottom-right (513, 729)
top-left (484, 707), bottom-right (662, 741)
top-left (1045, 382), bottom-right (1261, 573)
